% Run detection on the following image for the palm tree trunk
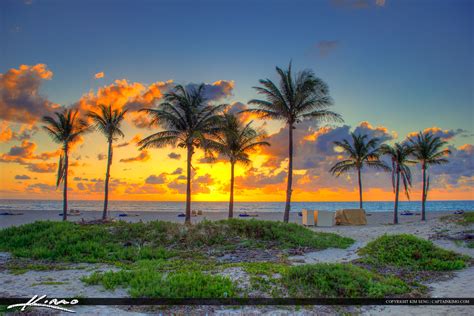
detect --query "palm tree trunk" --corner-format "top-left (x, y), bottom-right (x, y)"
top-left (185, 145), bottom-right (193, 225)
top-left (358, 168), bottom-right (363, 209)
top-left (283, 124), bottom-right (294, 223)
top-left (62, 144), bottom-right (69, 221)
top-left (228, 162), bottom-right (235, 219)
top-left (393, 169), bottom-right (400, 224)
top-left (421, 163), bottom-right (427, 221)
top-left (103, 139), bottom-right (112, 220)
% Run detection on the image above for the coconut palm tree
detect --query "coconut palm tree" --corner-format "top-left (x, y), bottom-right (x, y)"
top-left (206, 113), bottom-right (270, 218)
top-left (380, 143), bottom-right (416, 224)
top-left (42, 109), bottom-right (88, 221)
top-left (245, 63), bottom-right (342, 222)
top-left (87, 104), bottom-right (128, 220)
top-left (409, 132), bottom-right (451, 221)
top-left (138, 84), bottom-right (227, 224)
top-left (330, 133), bottom-right (389, 209)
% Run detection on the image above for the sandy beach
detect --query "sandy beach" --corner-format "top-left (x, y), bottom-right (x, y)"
top-left (1, 209), bottom-right (472, 315)
top-left (0, 208), bottom-right (463, 229)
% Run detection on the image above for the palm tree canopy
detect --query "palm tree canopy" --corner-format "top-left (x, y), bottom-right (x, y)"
top-left (409, 132), bottom-right (451, 167)
top-left (87, 104), bottom-right (127, 141)
top-left (380, 143), bottom-right (417, 199)
top-left (206, 113), bottom-right (270, 165)
top-left (244, 62), bottom-right (342, 125)
top-left (42, 108), bottom-right (88, 145)
top-left (138, 84), bottom-right (227, 150)
top-left (42, 108), bottom-right (88, 186)
top-left (330, 132), bottom-right (389, 176)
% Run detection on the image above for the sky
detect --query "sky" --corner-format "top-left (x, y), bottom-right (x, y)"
top-left (0, 0), bottom-right (472, 202)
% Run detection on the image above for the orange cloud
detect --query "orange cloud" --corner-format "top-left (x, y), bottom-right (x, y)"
top-left (0, 121), bottom-right (13, 142)
top-left (119, 150), bottom-right (150, 163)
top-left (0, 64), bottom-right (59, 123)
top-left (407, 127), bottom-right (466, 141)
top-left (94, 72), bottom-right (105, 79)
top-left (116, 134), bottom-right (142, 148)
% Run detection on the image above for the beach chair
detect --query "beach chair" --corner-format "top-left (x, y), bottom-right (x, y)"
top-left (335, 209), bottom-right (367, 225)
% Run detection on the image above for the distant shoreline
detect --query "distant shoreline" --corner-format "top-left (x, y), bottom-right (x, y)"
top-left (1, 209), bottom-right (471, 229)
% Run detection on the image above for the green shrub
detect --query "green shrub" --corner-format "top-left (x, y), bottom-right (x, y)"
top-left (0, 221), bottom-right (175, 263)
top-left (359, 234), bottom-right (469, 271)
top-left (282, 263), bottom-right (410, 298)
top-left (82, 263), bottom-right (236, 298)
top-left (0, 219), bottom-right (353, 263)
top-left (216, 219), bottom-right (354, 249)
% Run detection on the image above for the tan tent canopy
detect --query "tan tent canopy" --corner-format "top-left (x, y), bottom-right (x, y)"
top-left (335, 209), bottom-right (367, 225)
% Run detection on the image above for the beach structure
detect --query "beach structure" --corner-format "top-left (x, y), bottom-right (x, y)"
top-left (335, 209), bottom-right (367, 225)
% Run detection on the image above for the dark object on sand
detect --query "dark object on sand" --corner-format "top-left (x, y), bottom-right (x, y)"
top-left (0, 212), bottom-right (23, 216)
top-left (454, 210), bottom-right (465, 215)
top-left (177, 213), bottom-right (186, 217)
top-left (239, 212), bottom-right (258, 218)
top-left (118, 212), bottom-right (139, 217)
top-left (401, 211), bottom-right (414, 216)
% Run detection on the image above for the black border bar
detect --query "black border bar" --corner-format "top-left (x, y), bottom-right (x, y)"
top-left (1, 298), bottom-right (472, 306)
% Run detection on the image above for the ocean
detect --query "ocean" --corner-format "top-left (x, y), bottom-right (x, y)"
top-left (0, 199), bottom-right (472, 213)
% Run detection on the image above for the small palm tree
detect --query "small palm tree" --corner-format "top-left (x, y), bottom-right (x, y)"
top-left (330, 133), bottom-right (389, 209)
top-left (380, 143), bottom-right (416, 224)
top-left (87, 104), bottom-right (127, 220)
top-left (206, 114), bottom-right (270, 218)
top-left (42, 109), bottom-right (88, 221)
top-left (245, 63), bottom-right (342, 222)
top-left (409, 132), bottom-right (451, 221)
top-left (138, 84), bottom-right (227, 224)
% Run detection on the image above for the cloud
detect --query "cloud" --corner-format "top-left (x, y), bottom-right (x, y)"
top-left (407, 127), bottom-right (468, 142)
top-left (124, 183), bottom-right (167, 195)
top-left (331, 0), bottom-right (385, 9)
top-left (116, 134), bottom-right (141, 148)
top-left (168, 152), bottom-right (181, 160)
top-left (226, 102), bottom-right (258, 123)
top-left (15, 174), bottom-right (31, 180)
top-left (354, 121), bottom-right (397, 142)
top-left (119, 150), bottom-right (150, 163)
top-left (427, 144), bottom-right (474, 187)
top-left (314, 40), bottom-right (339, 57)
top-left (167, 173), bottom-right (216, 194)
top-left (0, 140), bottom-right (62, 173)
top-left (171, 168), bottom-right (183, 175)
top-left (94, 72), bottom-right (105, 79)
top-left (0, 64), bottom-right (59, 123)
top-left (26, 183), bottom-right (57, 192)
top-left (236, 169), bottom-right (287, 189)
top-left (145, 173), bottom-right (167, 184)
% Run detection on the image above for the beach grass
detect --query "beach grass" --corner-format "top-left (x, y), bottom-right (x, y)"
top-left (282, 263), bottom-right (410, 298)
top-left (359, 234), bottom-right (470, 271)
top-left (0, 219), bottom-right (353, 263)
top-left (83, 267), bottom-right (237, 298)
top-left (83, 260), bottom-right (411, 298)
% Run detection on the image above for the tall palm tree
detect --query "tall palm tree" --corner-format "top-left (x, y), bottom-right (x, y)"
top-left (206, 114), bottom-right (270, 218)
top-left (42, 109), bottom-right (88, 221)
top-left (138, 84), bottom-right (227, 224)
top-left (330, 133), bottom-right (389, 209)
top-left (409, 132), bottom-right (451, 221)
top-left (87, 104), bottom-right (127, 220)
top-left (245, 63), bottom-right (342, 222)
top-left (380, 143), bottom-right (416, 224)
